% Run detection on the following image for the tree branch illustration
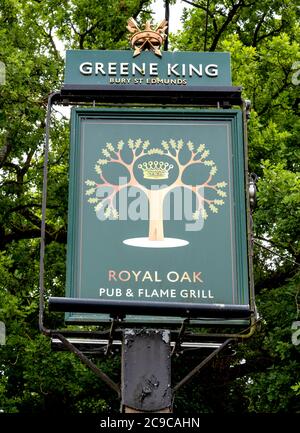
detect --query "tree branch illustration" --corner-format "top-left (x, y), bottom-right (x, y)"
top-left (85, 138), bottom-right (227, 239)
top-left (159, 139), bottom-right (227, 221)
top-left (85, 138), bottom-right (149, 219)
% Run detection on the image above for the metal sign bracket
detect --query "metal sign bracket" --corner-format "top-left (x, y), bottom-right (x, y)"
top-left (39, 85), bottom-right (257, 411)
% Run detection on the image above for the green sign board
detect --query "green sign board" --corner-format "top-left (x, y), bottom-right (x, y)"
top-left (66, 108), bottom-right (250, 324)
top-left (64, 50), bottom-right (232, 88)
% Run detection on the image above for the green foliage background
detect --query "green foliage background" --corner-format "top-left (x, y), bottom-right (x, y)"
top-left (0, 0), bottom-right (299, 413)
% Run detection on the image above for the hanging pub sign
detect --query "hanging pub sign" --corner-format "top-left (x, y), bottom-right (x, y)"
top-left (65, 107), bottom-right (250, 324)
top-left (61, 18), bottom-right (252, 325)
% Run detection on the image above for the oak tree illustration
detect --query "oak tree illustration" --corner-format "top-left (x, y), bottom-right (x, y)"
top-left (85, 138), bottom-right (227, 245)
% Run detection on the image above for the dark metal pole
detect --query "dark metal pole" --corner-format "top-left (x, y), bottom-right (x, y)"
top-left (54, 333), bottom-right (121, 397)
top-left (164, 0), bottom-right (170, 51)
top-left (121, 329), bottom-right (172, 412)
top-left (204, 0), bottom-right (210, 51)
top-left (39, 91), bottom-right (61, 336)
top-left (48, 297), bottom-right (252, 319)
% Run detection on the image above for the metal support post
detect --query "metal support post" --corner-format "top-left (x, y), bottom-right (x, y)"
top-left (173, 338), bottom-right (232, 392)
top-left (121, 329), bottom-right (172, 413)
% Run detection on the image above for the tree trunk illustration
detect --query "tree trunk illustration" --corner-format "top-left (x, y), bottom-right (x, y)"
top-left (148, 189), bottom-right (166, 241)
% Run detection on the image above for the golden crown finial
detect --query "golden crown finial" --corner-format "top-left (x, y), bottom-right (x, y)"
top-left (127, 17), bottom-right (168, 57)
top-left (138, 161), bottom-right (173, 180)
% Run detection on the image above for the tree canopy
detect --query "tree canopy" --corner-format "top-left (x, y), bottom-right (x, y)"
top-left (0, 0), bottom-right (299, 413)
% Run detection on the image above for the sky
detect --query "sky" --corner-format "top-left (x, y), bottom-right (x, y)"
top-left (151, 0), bottom-right (192, 33)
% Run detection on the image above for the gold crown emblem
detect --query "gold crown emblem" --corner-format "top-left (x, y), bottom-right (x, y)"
top-left (138, 161), bottom-right (174, 180)
top-left (127, 18), bottom-right (168, 57)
